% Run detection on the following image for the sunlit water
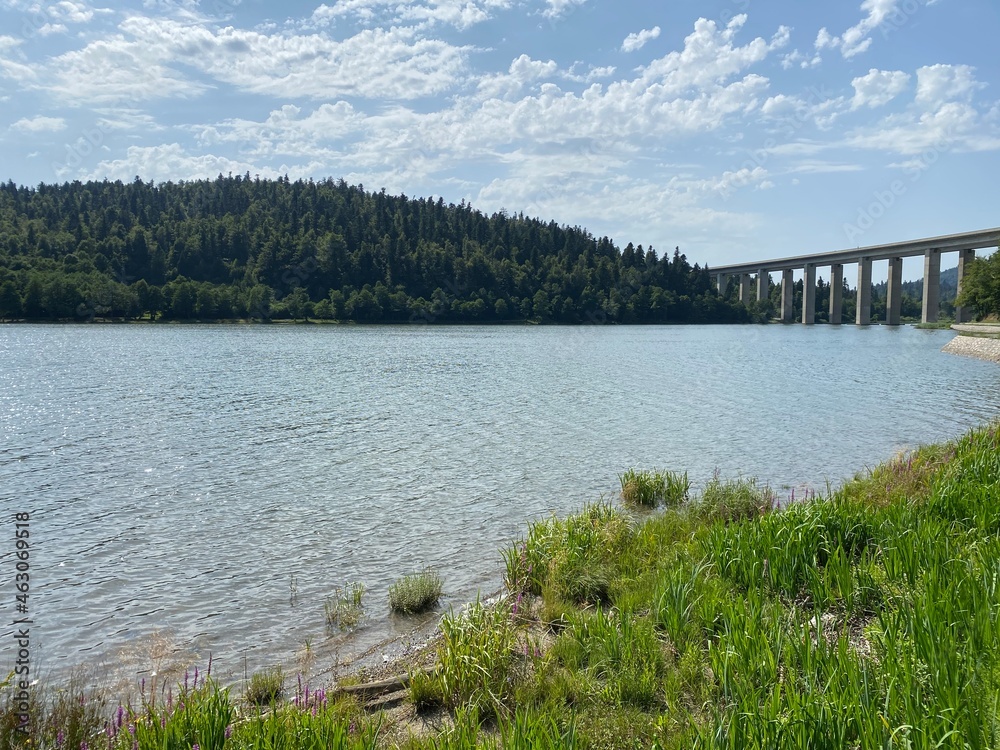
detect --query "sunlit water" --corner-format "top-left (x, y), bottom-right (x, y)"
top-left (2, 323), bottom-right (999, 688)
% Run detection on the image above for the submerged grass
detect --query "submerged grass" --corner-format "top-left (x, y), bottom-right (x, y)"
top-left (6, 422), bottom-right (1000, 749)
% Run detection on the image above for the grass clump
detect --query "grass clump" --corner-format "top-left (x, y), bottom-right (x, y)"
top-left (245, 665), bottom-right (284, 706)
top-left (411, 599), bottom-right (520, 718)
top-left (388, 570), bottom-right (444, 614)
top-left (324, 581), bottom-right (365, 631)
top-left (619, 468), bottom-right (689, 507)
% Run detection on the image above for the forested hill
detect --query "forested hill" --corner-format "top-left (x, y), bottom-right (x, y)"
top-left (0, 175), bottom-right (752, 324)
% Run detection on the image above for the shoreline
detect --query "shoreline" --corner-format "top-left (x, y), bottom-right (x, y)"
top-left (942, 332), bottom-right (1000, 364)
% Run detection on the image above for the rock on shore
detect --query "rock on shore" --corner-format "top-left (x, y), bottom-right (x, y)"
top-left (943, 334), bottom-right (1000, 365)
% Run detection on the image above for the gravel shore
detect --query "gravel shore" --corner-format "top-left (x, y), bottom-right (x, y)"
top-left (942, 334), bottom-right (1000, 365)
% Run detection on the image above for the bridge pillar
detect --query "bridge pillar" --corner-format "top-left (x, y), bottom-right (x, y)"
top-left (802, 263), bottom-right (816, 325)
top-left (921, 249), bottom-right (941, 324)
top-left (756, 270), bottom-right (769, 302)
top-left (829, 263), bottom-right (843, 325)
top-left (886, 256), bottom-right (903, 325)
top-left (739, 274), bottom-right (753, 305)
top-left (717, 273), bottom-right (729, 297)
top-left (954, 248), bottom-right (976, 323)
top-left (781, 269), bottom-right (794, 323)
top-left (856, 258), bottom-right (872, 325)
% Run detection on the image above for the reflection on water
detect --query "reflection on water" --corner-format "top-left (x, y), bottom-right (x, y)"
top-left (2, 323), bottom-right (999, 685)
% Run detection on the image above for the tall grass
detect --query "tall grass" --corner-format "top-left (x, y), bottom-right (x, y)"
top-left (618, 468), bottom-right (689, 507)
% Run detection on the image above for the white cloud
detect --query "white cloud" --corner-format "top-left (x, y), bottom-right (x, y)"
top-left (542, 0), bottom-right (587, 21)
top-left (83, 143), bottom-right (324, 183)
top-left (477, 54), bottom-right (559, 99)
top-left (851, 68), bottom-right (909, 109)
top-left (10, 115), bottom-right (67, 132)
top-left (621, 26), bottom-right (660, 53)
top-left (815, 0), bottom-right (897, 59)
top-left (309, 0), bottom-right (512, 30)
top-left (915, 64), bottom-right (985, 108)
top-left (29, 16), bottom-right (470, 104)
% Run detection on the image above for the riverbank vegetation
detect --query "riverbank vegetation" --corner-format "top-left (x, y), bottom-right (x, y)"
top-left (957, 249), bottom-right (1000, 320)
top-left (0, 177), bottom-right (753, 325)
top-left (4, 422), bottom-right (1000, 748)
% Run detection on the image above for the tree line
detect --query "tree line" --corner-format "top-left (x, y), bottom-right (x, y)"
top-left (0, 175), bottom-right (755, 324)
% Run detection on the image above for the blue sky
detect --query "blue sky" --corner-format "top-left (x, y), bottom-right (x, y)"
top-left (1, 0), bottom-right (998, 275)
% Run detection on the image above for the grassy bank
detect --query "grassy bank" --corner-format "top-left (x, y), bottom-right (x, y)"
top-left (5, 423), bottom-right (1000, 748)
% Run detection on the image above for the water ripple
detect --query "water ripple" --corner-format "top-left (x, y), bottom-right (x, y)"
top-left (2, 323), bottom-right (999, 684)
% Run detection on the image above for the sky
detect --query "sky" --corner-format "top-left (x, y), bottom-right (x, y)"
top-left (1, 0), bottom-right (999, 277)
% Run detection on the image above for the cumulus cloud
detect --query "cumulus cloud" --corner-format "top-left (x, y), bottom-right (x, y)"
top-left (10, 115), bottom-right (67, 132)
top-left (850, 68), bottom-right (909, 109)
top-left (477, 54), bottom-right (559, 99)
top-left (29, 16), bottom-right (470, 104)
top-left (309, 0), bottom-right (512, 30)
top-left (542, 0), bottom-right (587, 21)
top-left (915, 64), bottom-right (985, 108)
top-left (621, 26), bottom-right (660, 53)
top-left (815, 0), bottom-right (897, 59)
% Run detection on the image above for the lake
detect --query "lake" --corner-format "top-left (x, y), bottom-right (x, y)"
top-left (2, 323), bottom-right (999, 689)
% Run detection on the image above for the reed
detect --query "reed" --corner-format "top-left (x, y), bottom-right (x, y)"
top-left (618, 468), bottom-right (689, 507)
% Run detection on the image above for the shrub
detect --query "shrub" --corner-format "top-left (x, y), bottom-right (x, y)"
top-left (389, 570), bottom-right (444, 614)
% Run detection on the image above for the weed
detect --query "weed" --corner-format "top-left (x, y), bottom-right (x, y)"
top-left (325, 582), bottom-right (365, 631)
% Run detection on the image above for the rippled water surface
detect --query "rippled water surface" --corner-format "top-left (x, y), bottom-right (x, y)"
top-left (2, 324), bottom-right (1000, 685)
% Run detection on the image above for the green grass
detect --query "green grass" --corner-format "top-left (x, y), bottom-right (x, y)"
top-left (324, 582), bottom-right (366, 631)
top-left (388, 570), bottom-right (444, 614)
top-left (618, 468), bottom-right (690, 507)
top-left (245, 665), bottom-right (285, 706)
top-left (7, 422), bottom-right (1000, 749)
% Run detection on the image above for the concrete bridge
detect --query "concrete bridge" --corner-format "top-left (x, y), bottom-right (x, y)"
top-left (710, 228), bottom-right (1000, 325)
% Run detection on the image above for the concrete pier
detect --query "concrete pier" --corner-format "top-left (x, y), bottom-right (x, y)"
top-left (886, 257), bottom-right (903, 325)
top-left (829, 263), bottom-right (843, 325)
top-left (922, 249), bottom-right (941, 324)
top-left (717, 273), bottom-right (729, 297)
top-left (856, 258), bottom-right (872, 326)
top-left (781, 269), bottom-right (794, 323)
top-left (954, 248), bottom-right (976, 324)
top-left (756, 270), bottom-right (769, 302)
top-left (739, 274), bottom-right (753, 305)
top-left (802, 263), bottom-right (816, 325)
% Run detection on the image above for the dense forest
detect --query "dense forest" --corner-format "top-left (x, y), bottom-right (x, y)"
top-left (0, 175), bottom-right (761, 324)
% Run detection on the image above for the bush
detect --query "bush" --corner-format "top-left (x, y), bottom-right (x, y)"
top-left (389, 571), bottom-right (444, 614)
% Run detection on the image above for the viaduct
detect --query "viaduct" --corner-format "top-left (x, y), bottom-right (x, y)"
top-left (710, 228), bottom-right (1000, 326)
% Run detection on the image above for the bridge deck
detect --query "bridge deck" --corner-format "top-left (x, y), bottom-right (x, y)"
top-left (710, 228), bottom-right (1000, 275)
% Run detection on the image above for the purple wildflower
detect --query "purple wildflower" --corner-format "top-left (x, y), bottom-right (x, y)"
top-left (225, 725), bottom-right (233, 740)
top-left (116, 705), bottom-right (124, 729)
top-left (184, 670), bottom-right (189, 692)
top-left (57, 731), bottom-right (65, 747)
top-left (193, 667), bottom-right (199, 690)
top-left (207, 654), bottom-right (213, 677)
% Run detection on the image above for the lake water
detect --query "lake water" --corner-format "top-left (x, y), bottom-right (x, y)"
top-left (2, 323), bottom-right (1000, 689)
